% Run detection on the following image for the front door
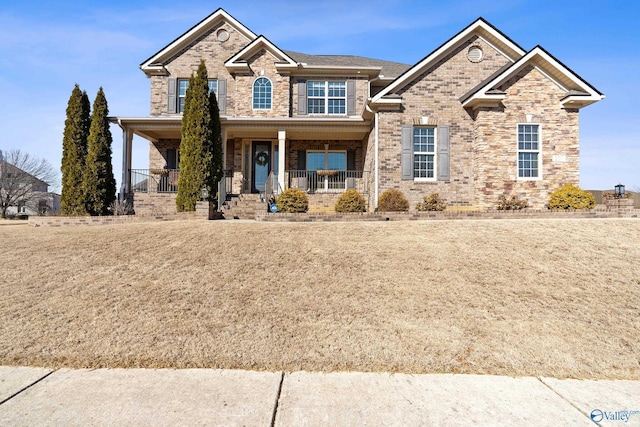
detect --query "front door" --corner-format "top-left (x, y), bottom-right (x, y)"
top-left (251, 141), bottom-right (271, 193)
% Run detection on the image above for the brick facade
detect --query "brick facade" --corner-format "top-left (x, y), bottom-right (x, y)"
top-left (376, 37), bottom-right (510, 209)
top-left (119, 9), bottom-right (601, 216)
top-left (473, 66), bottom-right (580, 208)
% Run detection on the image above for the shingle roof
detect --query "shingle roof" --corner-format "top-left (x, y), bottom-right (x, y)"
top-left (284, 50), bottom-right (411, 79)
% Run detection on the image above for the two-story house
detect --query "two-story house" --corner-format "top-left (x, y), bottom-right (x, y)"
top-left (112, 8), bottom-right (603, 216)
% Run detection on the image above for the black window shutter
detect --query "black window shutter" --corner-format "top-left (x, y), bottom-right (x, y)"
top-left (167, 78), bottom-right (177, 114)
top-left (167, 149), bottom-right (177, 169)
top-left (437, 126), bottom-right (450, 181)
top-left (297, 80), bottom-right (307, 115)
top-left (401, 125), bottom-right (413, 180)
top-left (217, 79), bottom-right (227, 115)
top-left (297, 150), bottom-right (306, 170)
top-left (347, 80), bottom-right (356, 115)
top-left (347, 150), bottom-right (356, 171)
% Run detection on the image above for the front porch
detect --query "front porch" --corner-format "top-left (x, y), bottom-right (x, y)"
top-left (113, 116), bottom-right (374, 216)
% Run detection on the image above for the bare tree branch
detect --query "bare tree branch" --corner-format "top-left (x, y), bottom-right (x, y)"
top-left (0, 149), bottom-right (58, 218)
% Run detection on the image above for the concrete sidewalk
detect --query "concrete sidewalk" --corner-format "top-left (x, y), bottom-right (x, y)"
top-left (1, 367), bottom-right (638, 426)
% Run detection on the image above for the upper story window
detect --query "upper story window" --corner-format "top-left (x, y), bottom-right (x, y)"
top-left (177, 79), bottom-right (218, 113)
top-left (517, 124), bottom-right (540, 179)
top-left (253, 77), bottom-right (272, 110)
top-left (413, 127), bottom-right (436, 179)
top-left (307, 81), bottom-right (346, 114)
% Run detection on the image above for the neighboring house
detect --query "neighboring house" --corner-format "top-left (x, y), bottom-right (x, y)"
top-left (112, 8), bottom-right (603, 215)
top-left (0, 156), bottom-right (60, 217)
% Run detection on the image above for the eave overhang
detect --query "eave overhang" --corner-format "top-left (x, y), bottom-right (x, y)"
top-left (369, 95), bottom-right (403, 111)
top-left (140, 8), bottom-right (257, 77)
top-left (460, 46), bottom-right (604, 110)
top-left (372, 17), bottom-right (526, 103)
top-left (110, 116), bottom-right (372, 142)
top-left (224, 35), bottom-right (298, 74)
top-left (291, 65), bottom-right (382, 78)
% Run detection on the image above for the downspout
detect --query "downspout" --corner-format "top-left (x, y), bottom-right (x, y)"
top-left (374, 111), bottom-right (379, 210)
top-left (365, 103), bottom-right (379, 211)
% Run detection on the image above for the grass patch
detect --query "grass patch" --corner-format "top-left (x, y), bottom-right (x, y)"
top-left (1, 219), bottom-right (639, 379)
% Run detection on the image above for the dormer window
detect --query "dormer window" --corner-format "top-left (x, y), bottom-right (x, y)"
top-left (253, 77), bottom-right (272, 110)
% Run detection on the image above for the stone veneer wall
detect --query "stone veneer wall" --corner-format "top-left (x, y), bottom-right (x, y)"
top-left (150, 139), bottom-right (181, 171)
top-left (377, 36), bottom-right (510, 210)
top-left (232, 50), bottom-right (290, 117)
top-left (473, 66), bottom-right (580, 209)
top-left (133, 193), bottom-right (179, 216)
top-left (150, 21), bottom-right (249, 116)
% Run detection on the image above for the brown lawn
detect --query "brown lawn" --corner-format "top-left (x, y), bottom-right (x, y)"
top-left (0, 218), bottom-right (639, 379)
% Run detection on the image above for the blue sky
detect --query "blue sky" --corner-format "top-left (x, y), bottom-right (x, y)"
top-left (0, 0), bottom-right (638, 192)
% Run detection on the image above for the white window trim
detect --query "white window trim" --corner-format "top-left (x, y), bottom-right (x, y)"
top-left (413, 126), bottom-right (438, 182)
top-left (516, 123), bottom-right (542, 181)
top-left (307, 80), bottom-right (347, 116)
top-left (177, 79), bottom-right (219, 114)
top-left (252, 77), bottom-right (272, 110)
top-left (306, 149), bottom-right (347, 170)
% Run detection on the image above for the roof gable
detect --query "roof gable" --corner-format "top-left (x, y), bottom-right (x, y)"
top-left (140, 8), bottom-right (257, 75)
top-left (460, 46), bottom-right (604, 109)
top-left (372, 18), bottom-right (526, 103)
top-left (224, 35), bottom-right (297, 74)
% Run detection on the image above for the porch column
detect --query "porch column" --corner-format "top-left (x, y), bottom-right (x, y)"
top-left (120, 123), bottom-right (133, 197)
top-left (278, 129), bottom-right (286, 191)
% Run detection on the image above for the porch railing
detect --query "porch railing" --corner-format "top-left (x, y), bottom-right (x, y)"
top-left (286, 170), bottom-right (369, 194)
top-left (131, 169), bottom-right (234, 198)
top-left (265, 171), bottom-right (283, 203)
top-left (131, 169), bottom-right (179, 193)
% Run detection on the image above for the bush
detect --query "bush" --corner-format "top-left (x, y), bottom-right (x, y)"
top-left (548, 184), bottom-right (595, 210)
top-left (415, 193), bottom-right (447, 211)
top-left (496, 194), bottom-right (528, 210)
top-left (378, 189), bottom-right (409, 212)
top-left (335, 189), bottom-right (366, 213)
top-left (276, 188), bottom-right (308, 213)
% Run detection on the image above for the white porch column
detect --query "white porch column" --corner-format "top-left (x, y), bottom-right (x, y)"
top-left (120, 123), bottom-right (133, 196)
top-left (278, 129), bottom-right (286, 191)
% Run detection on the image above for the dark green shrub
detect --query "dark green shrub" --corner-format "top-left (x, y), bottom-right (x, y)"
top-left (548, 184), bottom-right (595, 210)
top-left (276, 188), bottom-right (308, 213)
top-left (378, 189), bottom-right (409, 212)
top-left (335, 189), bottom-right (366, 213)
top-left (416, 193), bottom-right (447, 211)
top-left (496, 194), bottom-right (528, 210)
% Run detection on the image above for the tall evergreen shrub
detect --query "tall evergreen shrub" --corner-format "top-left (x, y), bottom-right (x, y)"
top-left (83, 88), bottom-right (117, 215)
top-left (61, 84), bottom-right (90, 215)
top-left (176, 61), bottom-right (213, 212)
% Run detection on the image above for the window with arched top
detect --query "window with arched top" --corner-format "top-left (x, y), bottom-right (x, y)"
top-left (253, 77), bottom-right (272, 110)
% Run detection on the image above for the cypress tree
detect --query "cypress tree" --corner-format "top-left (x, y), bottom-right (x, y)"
top-left (83, 88), bottom-right (117, 215)
top-left (61, 84), bottom-right (90, 215)
top-left (176, 60), bottom-right (212, 212)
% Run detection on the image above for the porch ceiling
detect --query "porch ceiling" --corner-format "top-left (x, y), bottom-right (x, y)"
top-left (110, 116), bottom-right (372, 142)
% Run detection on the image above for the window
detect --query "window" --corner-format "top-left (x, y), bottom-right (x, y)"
top-left (253, 77), bottom-right (272, 110)
top-left (177, 79), bottom-right (218, 113)
top-left (413, 127), bottom-right (436, 179)
top-left (307, 81), bottom-right (346, 114)
top-left (518, 124), bottom-right (540, 178)
top-left (306, 151), bottom-right (346, 171)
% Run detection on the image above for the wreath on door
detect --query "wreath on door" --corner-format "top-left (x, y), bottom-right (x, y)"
top-left (255, 151), bottom-right (269, 166)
